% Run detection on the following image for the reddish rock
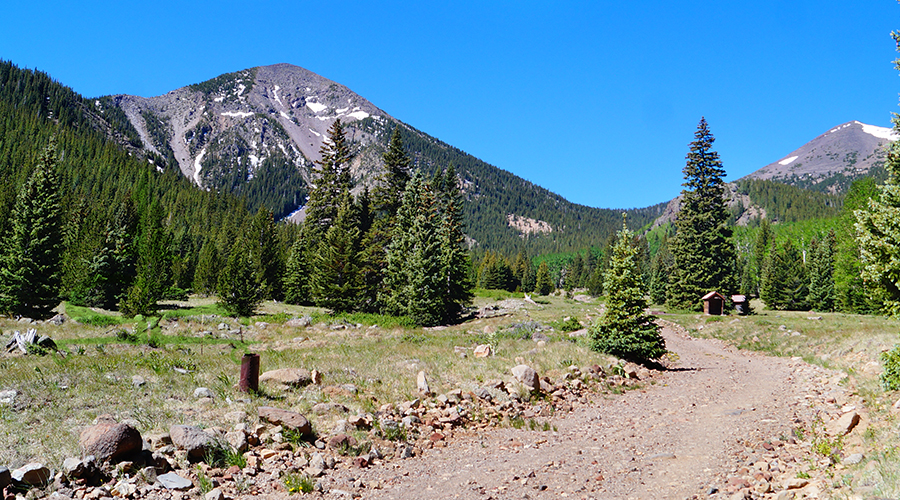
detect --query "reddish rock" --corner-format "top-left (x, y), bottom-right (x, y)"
top-left (353, 456), bottom-right (369, 468)
top-left (258, 406), bottom-right (312, 435)
top-left (327, 433), bottom-right (357, 450)
top-left (429, 432), bottom-right (445, 442)
top-left (79, 416), bottom-right (142, 463)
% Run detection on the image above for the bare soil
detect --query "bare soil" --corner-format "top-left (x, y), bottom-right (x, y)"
top-left (330, 323), bottom-right (858, 499)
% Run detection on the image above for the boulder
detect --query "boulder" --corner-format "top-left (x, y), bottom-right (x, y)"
top-left (157, 472), bottom-right (193, 490)
top-left (511, 364), bottom-right (540, 392)
top-left (79, 417), bottom-right (143, 463)
top-left (224, 431), bottom-right (248, 453)
top-left (473, 344), bottom-right (493, 358)
top-left (169, 425), bottom-right (215, 461)
top-left (259, 368), bottom-right (312, 388)
top-left (285, 316), bottom-right (312, 328)
top-left (11, 463), bottom-right (51, 487)
top-left (827, 411), bottom-right (860, 436)
top-left (258, 406), bottom-right (312, 435)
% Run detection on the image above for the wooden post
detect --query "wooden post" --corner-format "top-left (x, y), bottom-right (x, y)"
top-left (240, 353), bottom-right (260, 393)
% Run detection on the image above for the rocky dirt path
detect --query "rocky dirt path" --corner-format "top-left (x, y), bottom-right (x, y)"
top-left (348, 323), bottom-right (857, 499)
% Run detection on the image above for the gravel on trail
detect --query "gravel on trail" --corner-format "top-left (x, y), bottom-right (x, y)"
top-left (342, 323), bottom-right (856, 500)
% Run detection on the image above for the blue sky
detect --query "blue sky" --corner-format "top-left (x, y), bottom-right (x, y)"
top-left (2, 0), bottom-right (898, 209)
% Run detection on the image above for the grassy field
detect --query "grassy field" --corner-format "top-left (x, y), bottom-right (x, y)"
top-left (0, 292), bottom-right (612, 470)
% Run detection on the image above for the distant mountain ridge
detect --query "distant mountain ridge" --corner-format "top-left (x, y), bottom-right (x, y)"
top-left (740, 120), bottom-right (896, 193)
top-left (97, 63), bottom-right (664, 254)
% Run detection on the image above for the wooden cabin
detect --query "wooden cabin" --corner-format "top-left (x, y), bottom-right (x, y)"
top-left (702, 291), bottom-right (726, 315)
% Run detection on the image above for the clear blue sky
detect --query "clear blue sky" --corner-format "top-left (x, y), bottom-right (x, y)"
top-left (2, 0), bottom-right (898, 209)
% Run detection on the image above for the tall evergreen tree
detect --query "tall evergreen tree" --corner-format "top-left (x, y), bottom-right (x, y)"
top-left (218, 236), bottom-right (263, 317)
top-left (589, 219), bottom-right (665, 362)
top-left (836, 179), bottom-right (880, 313)
top-left (283, 238), bottom-right (312, 305)
top-left (0, 141), bottom-right (63, 318)
top-left (310, 194), bottom-right (361, 313)
top-left (120, 202), bottom-right (172, 317)
top-left (648, 234), bottom-right (674, 305)
top-left (436, 165), bottom-right (474, 321)
top-left (807, 231), bottom-right (836, 311)
top-left (534, 261), bottom-right (554, 296)
top-left (668, 118), bottom-right (737, 311)
top-left (305, 119), bottom-right (352, 238)
top-left (249, 207), bottom-right (283, 300)
top-left (760, 239), bottom-right (808, 311)
top-left (193, 237), bottom-right (221, 297)
top-left (374, 127), bottom-right (413, 217)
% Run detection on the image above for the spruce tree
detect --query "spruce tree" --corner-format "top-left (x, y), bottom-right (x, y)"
top-left (534, 261), bottom-right (554, 296)
top-left (193, 237), bottom-right (221, 296)
top-left (760, 239), bottom-right (808, 310)
top-left (836, 179), bottom-right (880, 313)
top-left (249, 208), bottom-right (283, 300)
top-left (218, 236), bottom-right (262, 317)
top-left (283, 238), bottom-right (312, 305)
top-left (0, 141), bottom-right (63, 318)
top-left (305, 119), bottom-right (352, 238)
top-left (120, 202), bottom-right (172, 317)
top-left (648, 234), bottom-right (674, 305)
top-left (310, 194), bottom-right (361, 314)
top-left (668, 118), bottom-right (737, 311)
top-left (807, 231), bottom-right (836, 311)
top-left (436, 165), bottom-right (473, 322)
top-left (589, 219), bottom-right (665, 362)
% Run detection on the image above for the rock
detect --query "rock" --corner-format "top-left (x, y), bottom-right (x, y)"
top-left (399, 444), bottom-right (414, 459)
top-left (417, 371), bottom-right (432, 395)
top-left (307, 453), bottom-right (326, 477)
top-left (0, 467), bottom-right (10, 491)
top-left (11, 463), bottom-right (51, 487)
top-left (0, 389), bottom-right (18, 405)
top-left (474, 344), bottom-right (493, 358)
top-left (327, 433), bottom-right (357, 450)
top-left (113, 480), bottom-right (137, 497)
top-left (48, 313), bottom-right (66, 325)
top-left (531, 331), bottom-right (550, 342)
top-left (511, 364), bottom-right (540, 391)
top-left (157, 472), bottom-right (193, 490)
top-left (62, 456), bottom-right (97, 479)
top-left (892, 398), bottom-right (900, 411)
top-left (224, 410), bottom-right (247, 424)
top-left (205, 487), bottom-right (225, 500)
top-left (827, 411), bottom-right (860, 436)
top-left (259, 368), bottom-right (312, 388)
top-left (193, 387), bottom-right (214, 399)
top-left (225, 431), bottom-right (248, 453)
top-left (169, 425), bottom-right (214, 461)
top-left (258, 406), bottom-right (312, 435)
top-left (132, 375), bottom-right (146, 387)
top-left (784, 478), bottom-right (808, 489)
top-left (286, 316), bottom-right (312, 328)
top-left (843, 453), bottom-right (864, 465)
top-left (79, 417), bottom-right (143, 463)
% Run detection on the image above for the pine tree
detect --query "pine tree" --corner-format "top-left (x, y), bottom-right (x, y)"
top-left (381, 172), bottom-right (446, 325)
top-left (807, 231), bottom-right (836, 311)
top-left (310, 194), bottom-right (361, 313)
top-left (589, 219), bottom-right (665, 362)
top-left (249, 207), bottom-right (284, 300)
top-left (305, 119), bottom-right (352, 238)
top-left (283, 238), bottom-right (312, 305)
top-left (0, 140), bottom-right (63, 318)
top-left (193, 237), bottom-right (221, 296)
top-left (760, 239), bottom-right (808, 310)
top-left (218, 236), bottom-right (262, 317)
top-left (836, 179), bottom-right (880, 313)
top-left (565, 253), bottom-right (584, 291)
top-left (752, 218), bottom-right (774, 296)
top-left (534, 261), bottom-right (554, 296)
top-left (374, 127), bottom-right (412, 217)
top-left (436, 165), bottom-right (473, 322)
top-left (120, 202), bottom-right (172, 317)
top-left (648, 234), bottom-right (674, 305)
top-left (668, 118), bottom-right (737, 311)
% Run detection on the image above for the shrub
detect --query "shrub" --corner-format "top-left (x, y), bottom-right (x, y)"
top-left (881, 344), bottom-right (900, 391)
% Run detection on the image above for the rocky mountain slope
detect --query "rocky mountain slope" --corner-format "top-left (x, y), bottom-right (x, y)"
top-left (741, 120), bottom-right (896, 193)
top-left (97, 63), bottom-right (664, 253)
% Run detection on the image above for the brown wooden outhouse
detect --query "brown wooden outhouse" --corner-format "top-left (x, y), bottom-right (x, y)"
top-left (732, 295), bottom-right (749, 316)
top-left (702, 291), bottom-right (726, 315)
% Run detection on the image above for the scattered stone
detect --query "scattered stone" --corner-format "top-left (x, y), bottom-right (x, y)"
top-left (79, 416), bottom-right (143, 463)
top-left (132, 375), bottom-right (146, 388)
top-left (225, 431), bottom-right (248, 453)
top-left (827, 411), bottom-right (860, 436)
top-left (511, 364), bottom-right (540, 392)
top-left (169, 425), bottom-right (214, 461)
top-left (417, 371), bottom-right (432, 395)
top-left (193, 387), bottom-right (214, 399)
top-left (113, 480), bottom-right (137, 497)
top-left (327, 433), bottom-right (357, 450)
top-left (224, 410), bottom-right (247, 424)
top-left (473, 344), bottom-right (493, 358)
top-left (353, 456), bottom-right (369, 468)
top-left (843, 453), bottom-right (864, 465)
top-left (48, 314), bottom-right (66, 325)
top-left (0, 389), bottom-right (18, 405)
top-left (531, 331), bottom-right (550, 342)
top-left (205, 487), bottom-right (225, 500)
top-left (312, 402), bottom-right (349, 415)
top-left (259, 368), bottom-right (312, 388)
top-left (11, 463), bottom-right (51, 487)
top-left (285, 316), bottom-right (312, 328)
top-left (157, 472), bottom-right (194, 490)
top-left (307, 453), bottom-right (326, 476)
top-left (784, 478), bottom-right (808, 489)
top-left (258, 406), bottom-right (312, 435)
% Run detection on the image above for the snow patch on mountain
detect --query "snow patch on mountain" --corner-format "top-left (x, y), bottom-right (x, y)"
top-left (859, 121), bottom-right (898, 141)
top-left (193, 148), bottom-right (206, 186)
top-left (306, 101), bottom-right (327, 113)
top-left (221, 111), bottom-right (254, 118)
top-left (778, 156), bottom-right (799, 166)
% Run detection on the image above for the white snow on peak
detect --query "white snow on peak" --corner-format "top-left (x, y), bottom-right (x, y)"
top-left (249, 154), bottom-right (262, 170)
top-left (337, 107), bottom-right (349, 114)
top-left (214, 96), bottom-right (225, 103)
top-left (778, 156), bottom-right (799, 166)
top-left (236, 84), bottom-right (246, 96)
top-left (306, 101), bottom-right (327, 113)
top-left (95, 100), bottom-right (101, 107)
top-left (858, 121), bottom-right (899, 141)
top-left (309, 128), bottom-right (321, 137)
top-left (221, 111), bottom-right (254, 118)
top-left (347, 110), bottom-right (370, 120)
top-left (280, 111), bottom-right (291, 120)
top-left (273, 85), bottom-right (284, 108)
top-left (193, 148), bottom-right (207, 186)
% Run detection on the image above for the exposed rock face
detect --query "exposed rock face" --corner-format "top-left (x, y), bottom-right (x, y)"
top-left (79, 416), bottom-right (143, 463)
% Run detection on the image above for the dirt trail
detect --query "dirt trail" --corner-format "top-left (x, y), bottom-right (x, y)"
top-left (353, 324), bottom-right (843, 499)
